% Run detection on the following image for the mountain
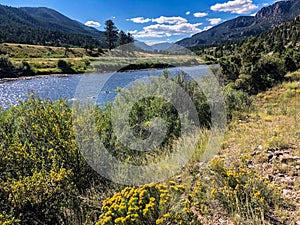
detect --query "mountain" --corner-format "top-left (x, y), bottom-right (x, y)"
top-left (134, 40), bottom-right (153, 52)
top-left (151, 42), bottom-right (174, 51)
top-left (177, 0), bottom-right (300, 47)
top-left (256, 0), bottom-right (300, 20)
top-left (0, 4), bottom-right (104, 47)
top-left (19, 7), bottom-right (104, 38)
top-left (134, 41), bottom-right (179, 52)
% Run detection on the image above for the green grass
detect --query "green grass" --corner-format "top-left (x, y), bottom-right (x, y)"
top-left (0, 43), bottom-right (205, 77)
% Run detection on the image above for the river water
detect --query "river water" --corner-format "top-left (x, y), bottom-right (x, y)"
top-left (0, 65), bottom-right (213, 109)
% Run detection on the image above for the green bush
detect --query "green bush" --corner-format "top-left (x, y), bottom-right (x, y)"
top-left (0, 96), bottom-right (98, 224)
top-left (224, 84), bottom-right (252, 120)
top-left (91, 73), bottom-right (211, 165)
top-left (0, 55), bottom-right (15, 77)
top-left (57, 59), bottom-right (75, 73)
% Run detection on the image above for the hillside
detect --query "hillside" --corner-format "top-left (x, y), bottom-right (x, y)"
top-left (0, 4), bottom-right (104, 47)
top-left (19, 7), bottom-right (104, 38)
top-left (262, 15), bottom-right (300, 47)
top-left (177, 0), bottom-right (300, 47)
top-left (212, 16), bottom-right (299, 97)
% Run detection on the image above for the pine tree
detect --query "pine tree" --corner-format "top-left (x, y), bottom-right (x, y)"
top-left (119, 30), bottom-right (127, 45)
top-left (105, 20), bottom-right (119, 50)
top-left (126, 32), bottom-right (134, 43)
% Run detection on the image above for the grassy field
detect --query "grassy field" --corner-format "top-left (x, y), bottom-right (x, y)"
top-left (0, 43), bottom-right (205, 76)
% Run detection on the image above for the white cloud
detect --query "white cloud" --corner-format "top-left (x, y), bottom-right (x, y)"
top-left (210, 0), bottom-right (258, 14)
top-left (132, 22), bottom-right (203, 38)
top-left (146, 41), bottom-right (169, 46)
top-left (207, 18), bottom-right (222, 25)
top-left (128, 15), bottom-right (211, 39)
top-left (186, 11), bottom-right (191, 15)
top-left (127, 17), bottom-right (152, 23)
top-left (127, 16), bottom-right (187, 25)
top-left (152, 16), bottom-right (187, 24)
top-left (85, 20), bottom-right (101, 27)
top-left (128, 30), bottom-right (138, 34)
top-left (193, 12), bottom-right (208, 18)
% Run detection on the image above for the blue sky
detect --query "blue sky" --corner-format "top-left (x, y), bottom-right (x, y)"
top-left (1, 0), bottom-right (277, 44)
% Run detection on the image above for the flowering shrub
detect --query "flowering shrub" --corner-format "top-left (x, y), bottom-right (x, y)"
top-left (208, 156), bottom-right (282, 221)
top-left (96, 183), bottom-right (186, 225)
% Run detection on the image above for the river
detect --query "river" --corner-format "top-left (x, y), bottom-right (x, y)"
top-left (0, 65), bottom-right (213, 109)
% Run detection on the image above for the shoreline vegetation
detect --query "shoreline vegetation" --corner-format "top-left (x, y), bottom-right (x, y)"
top-left (0, 73), bottom-right (300, 224)
top-left (0, 43), bottom-right (207, 79)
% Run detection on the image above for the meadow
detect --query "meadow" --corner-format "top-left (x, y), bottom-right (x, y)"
top-left (0, 43), bottom-right (205, 77)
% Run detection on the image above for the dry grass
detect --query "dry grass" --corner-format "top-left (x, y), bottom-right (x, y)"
top-left (219, 81), bottom-right (300, 224)
top-left (163, 81), bottom-right (300, 224)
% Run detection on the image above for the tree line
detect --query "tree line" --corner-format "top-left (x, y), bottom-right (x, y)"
top-left (104, 19), bottom-right (134, 50)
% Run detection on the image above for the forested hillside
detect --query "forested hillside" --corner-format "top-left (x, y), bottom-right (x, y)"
top-left (218, 15), bottom-right (300, 94)
top-left (0, 5), bottom-right (104, 47)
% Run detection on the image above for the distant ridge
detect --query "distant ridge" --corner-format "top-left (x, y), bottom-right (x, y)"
top-left (134, 41), bottom-right (178, 52)
top-left (177, 0), bottom-right (300, 47)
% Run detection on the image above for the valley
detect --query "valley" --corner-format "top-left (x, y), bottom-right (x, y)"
top-left (0, 0), bottom-right (300, 224)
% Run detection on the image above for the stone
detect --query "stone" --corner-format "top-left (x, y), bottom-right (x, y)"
top-left (283, 189), bottom-right (292, 196)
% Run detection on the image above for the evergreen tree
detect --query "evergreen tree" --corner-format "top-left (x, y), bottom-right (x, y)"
top-left (126, 32), bottom-right (134, 43)
top-left (118, 31), bottom-right (134, 46)
top-left (119, 30), bottom-right (127, 45)
top-left (105, 20), bottom-right (119, 50)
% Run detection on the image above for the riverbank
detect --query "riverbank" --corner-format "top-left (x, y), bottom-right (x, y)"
top-left (0, 43), bottom-right (207, 79)
top-left (0, 73), bottom-right (74, 82)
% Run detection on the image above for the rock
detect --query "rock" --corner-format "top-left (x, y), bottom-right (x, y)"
top-left (283, 150), bottom-right (291, 154)
top-left (280, 155), bottom-right (300, 164)
top-left (267, 152), bottom-right (274, 161)
top-left (251, 151), bottom-right (259, 156)
top-left (274, 150), bottom-right (284, 157)
top-left (283, 189), bottom-right (292, 196)
top-left (280, 176), bottom-right (295, 185)
top-left (218, 218), bottom-right (227, 225)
